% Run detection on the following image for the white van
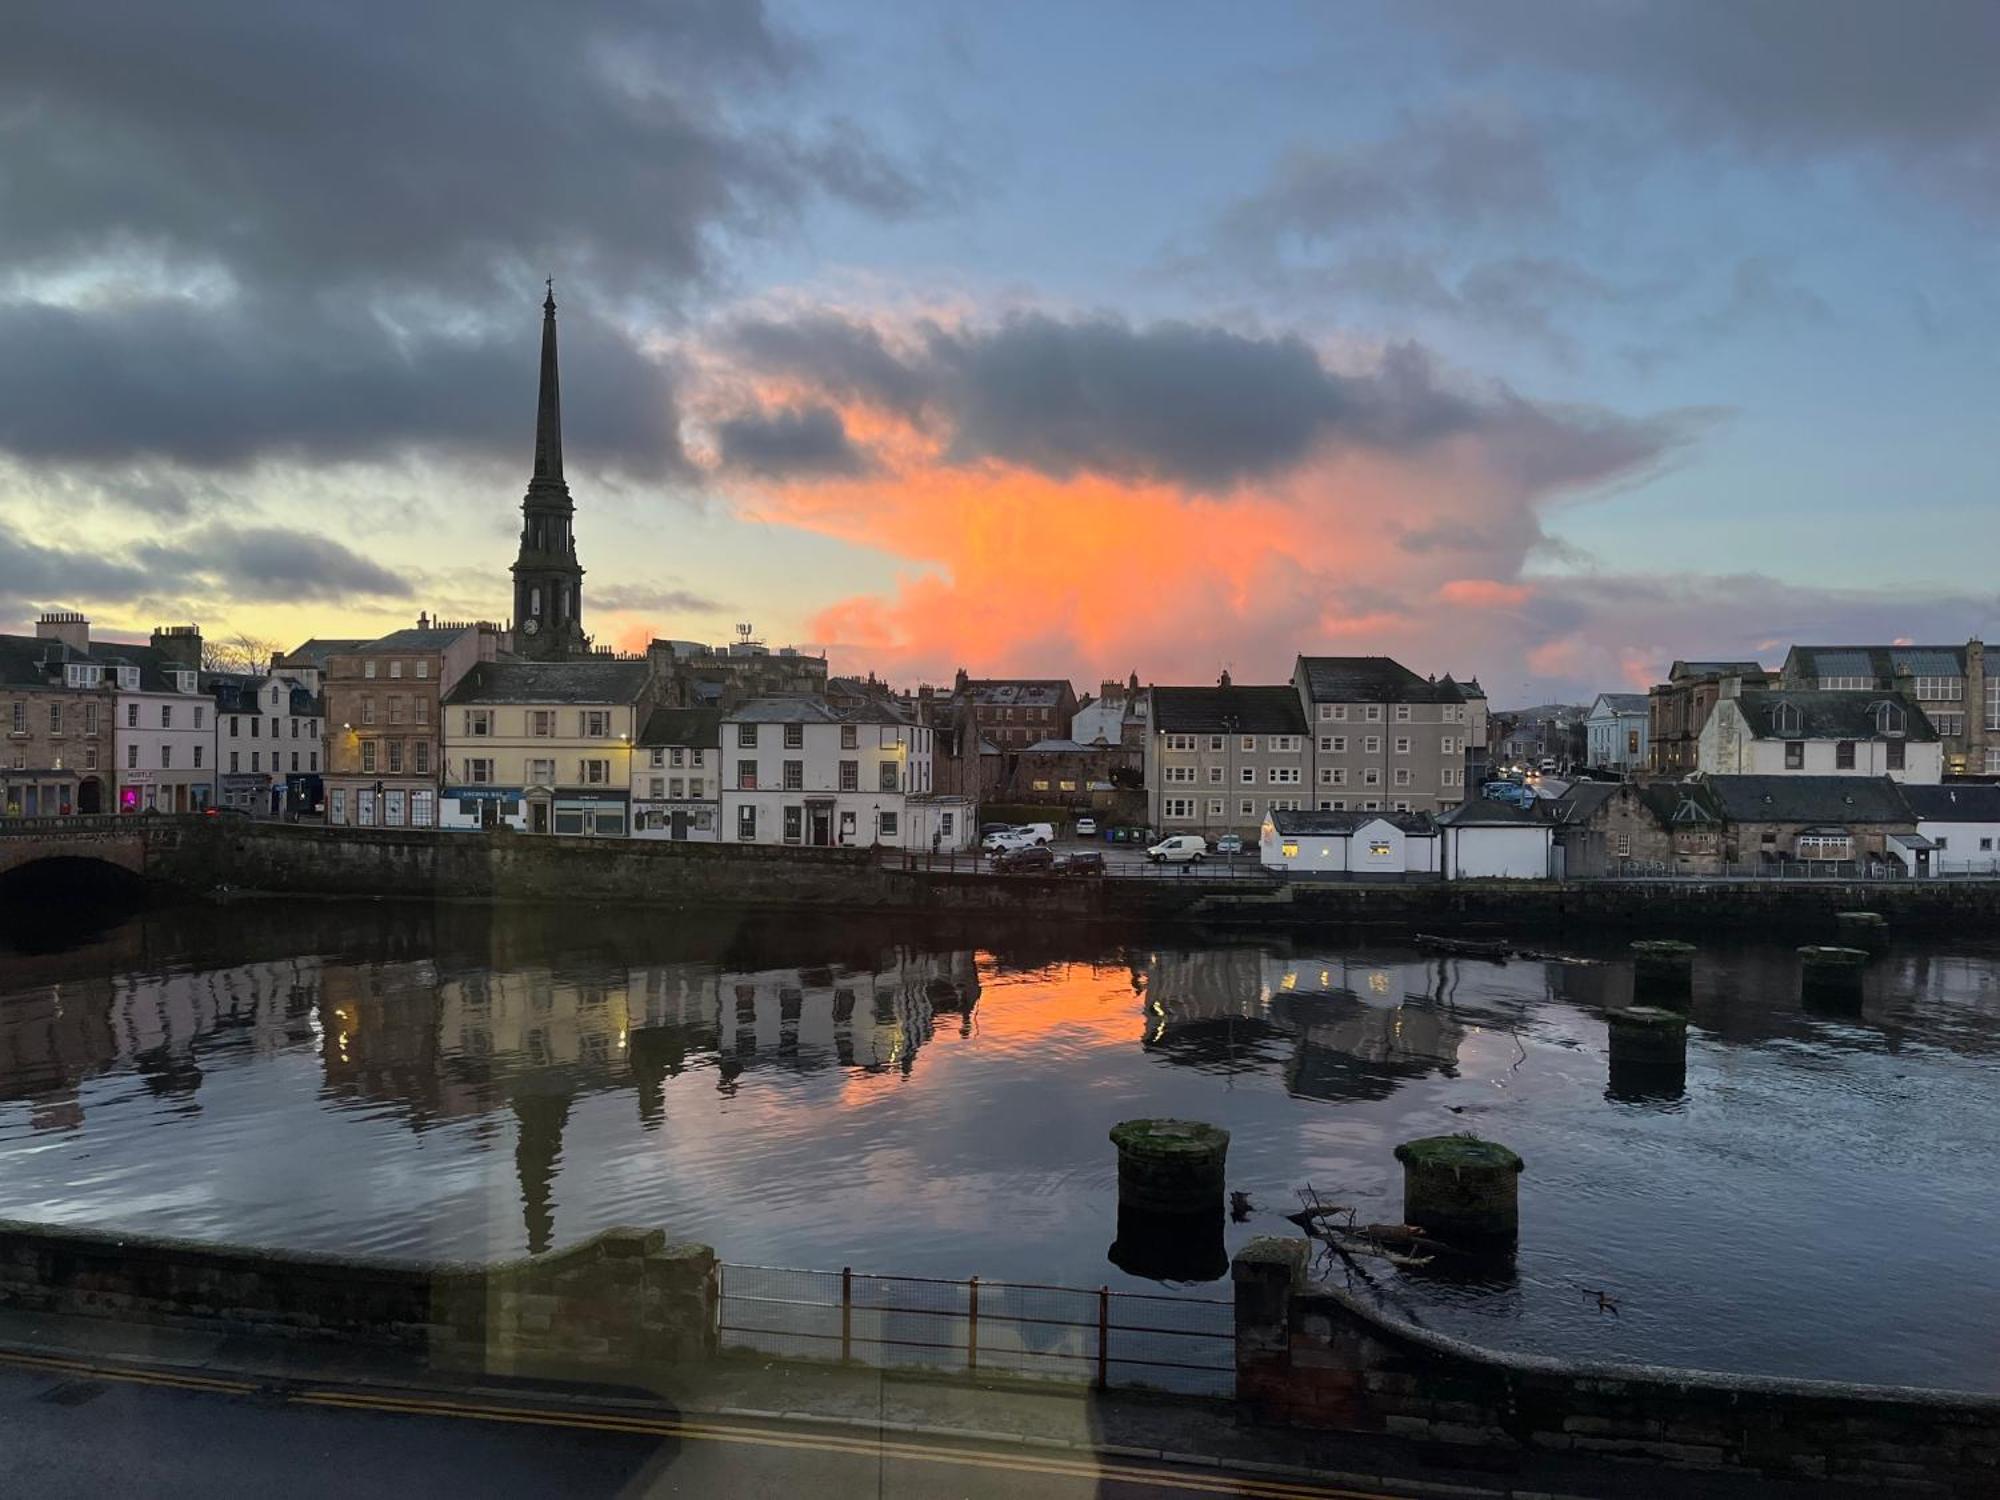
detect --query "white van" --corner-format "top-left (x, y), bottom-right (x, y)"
top-left (1012, 823), bottom-right (1055, 845)
top-left (1146, 834), bottom-right (1208, 864)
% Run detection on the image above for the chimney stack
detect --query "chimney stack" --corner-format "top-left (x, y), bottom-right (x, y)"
top-left (150, 624), bottom-right (203, 669)
top-left (35, 611), bottom-right (90, 652)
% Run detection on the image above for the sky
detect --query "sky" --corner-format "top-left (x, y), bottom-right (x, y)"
top-left (2, 0), bottom-right (1996, 704)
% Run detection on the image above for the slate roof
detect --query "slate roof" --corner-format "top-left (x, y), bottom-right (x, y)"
top-left (1437, 796), bottom-right (1550, 827)
top-left (0, 633), bottom-right (73, 689)
top-left (1549, 782), bottom-right (1618, 823)
top-left (1022, 738), bottom-right (1099, 753)
top-left (1589, 693), bottom-right (1649, 716)
top-left (202, 670), bottom-right (323, 717)
top-left (840, 700), bottom-right (915, 726)
top-left (444, 659), bottom-right (653, 705)
top-left (1898, 784), bottom-right (2000, 823)
top-left (1730, 690), bottom-right (1937, 741)
top-left (1295, 656), bottom-right (1468, 704)
top-left (965, 679), bottom-right (1071, 707)
top-left (636, 707), bottom-right (721, 749)
top-left (1697, 775), bottom-right (1913, 825)
top-left (1268, 808), bottom-right (1436, 837)
top-left (362, 627), bottom-right (470, 653)
top-left (1668, 660), bottom-right (1769, 681)
top-left (722, 696), bottom-right (844, 724)
top-left (1785, 644), bottom-right (1969, 682)
top-left (281, 637), bottom-right (370, 668)
top-left (1150, 684), bottom-right (1307, 735)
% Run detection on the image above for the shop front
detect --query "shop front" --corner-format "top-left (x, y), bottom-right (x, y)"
top-left (3, 773), bottom-right (78, 818)
top-left (439, 785), bottom-right (526, 832)
top-left (553, 790), bottom-right (628, 837)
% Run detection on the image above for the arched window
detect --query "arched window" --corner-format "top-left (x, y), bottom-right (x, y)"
top-left (530, 586), bottom-right (541, 617)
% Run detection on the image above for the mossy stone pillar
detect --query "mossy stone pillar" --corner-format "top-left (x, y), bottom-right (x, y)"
top-left (1833, 911), bottom-right (1889, 957)
top-left (1394, 1135), bottom-right (1523, 1246)
top-left (1629, 939), bottom-right (1696, 1008)
top-left (1110, 1119), bottom-right (1229, 1213)
top-left (1799, 945), bottom-right (1869, 1011)
top-left (1606, 1005), bottom-right (1688, 1101)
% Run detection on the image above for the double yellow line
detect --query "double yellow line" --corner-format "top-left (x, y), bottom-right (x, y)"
top-left (1, 1348), bottom-right (1400, 1499)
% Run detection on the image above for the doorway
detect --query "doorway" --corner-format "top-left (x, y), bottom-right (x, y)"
top-left (671, 810), bottom-right (688, 841)
top-left (76, 778), bottom-right (101, 815)
top-left (810, 807), bottom-right (832, 847)
top-left (530, 801), bottom-right (549, 834)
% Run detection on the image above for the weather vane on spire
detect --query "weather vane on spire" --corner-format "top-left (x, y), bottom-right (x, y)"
top-left (544, 275), bottom-right (555, 311)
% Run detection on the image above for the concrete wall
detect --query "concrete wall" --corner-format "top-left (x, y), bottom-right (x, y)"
top-left (0, 1217), bottom-right (716, 1383)
top-left (1444, 824), bottom-right (1551, 879)
top-left (1234, 1239), bottom-right (1999, 1496)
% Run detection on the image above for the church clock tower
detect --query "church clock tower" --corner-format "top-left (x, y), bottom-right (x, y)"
top-left (510, 282), bottom-right (588, 660)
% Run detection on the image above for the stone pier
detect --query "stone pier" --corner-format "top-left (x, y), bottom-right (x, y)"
top-left (1393, 1135), bottom-right (1523, 1247)
top-left (1606, 1005), bottom-right (1689, 1100)
top-left (1629, 939), bottom-right (1696, 1008)
top-left (1799, 945), bottom-right (1869, 1011)
top-left (1833, 910), bottom-right (1889, 956)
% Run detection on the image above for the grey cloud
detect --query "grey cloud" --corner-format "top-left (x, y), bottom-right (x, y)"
top-left (136, 526), bottom-right (410, 603)
top-left (714, 405), bottom-right (869, 479)
top-left (0, 295), bottom-right (687, 475)
top-left (1414, 1), bottom-right (2000, 206)
top-left (1218, 107), bottom-right (1557, 256)
top-left (589, 584), bottom-right (724, 614)
top-left (0, 525), bottom-right (155, 607)
top-left (725, 308), bottom-right (1684, 496)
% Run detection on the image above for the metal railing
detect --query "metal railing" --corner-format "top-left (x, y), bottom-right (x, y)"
top-left (717, 1263), bottom-right (1234, 1396)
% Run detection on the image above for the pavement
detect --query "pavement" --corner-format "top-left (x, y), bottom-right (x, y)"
top-left (0, 1306), bottom-right (1851, 1500)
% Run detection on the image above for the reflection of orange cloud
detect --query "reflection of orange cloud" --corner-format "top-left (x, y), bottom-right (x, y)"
top-left (1438, 579), bottom-right (1534, 609)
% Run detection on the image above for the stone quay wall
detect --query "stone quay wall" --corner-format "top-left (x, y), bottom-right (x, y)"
top-left (1233, 1239), bottom-right (2000, 1497)
top-left (0, 1218), bottom-right (716, 1383)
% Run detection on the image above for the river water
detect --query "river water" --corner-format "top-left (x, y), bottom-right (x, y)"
top-left (1, 899), bottom-right (1997, 1392)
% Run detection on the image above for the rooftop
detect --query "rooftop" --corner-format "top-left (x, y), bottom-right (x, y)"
top-left (1437, 796), bottom-right (1550, 827)
top-left (444, 659), bottom-right (653, 705)
top-left (636, 707), bottom-right (722, 749)
top-left (1268, 808), bottom-right (1435, 836)
top-left (723, 696), bottom-right (845, 724)
top-left (1697, 774), bottom-right (1913, 825)
top-left (1786, 644), bottom-right (1978, 680)
top-left (964, 679), bottom-right (1072, 707)
top-left (1590, 693), bottom-right (1650, 716)
top-left (1897, 783), bottom-right (2000, 822)
top-left (1150, 684), bottom-right (1307, 735)
top-left (1296, 655), bottom-right (1468, 704)
top-left (1730, 689), bottom-right (1937, 741)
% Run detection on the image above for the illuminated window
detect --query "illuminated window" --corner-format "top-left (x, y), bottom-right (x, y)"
top-left (1368, 840), bottom-right (1392, 856)
top-left (1280, 842), bottom-right (1299, 859)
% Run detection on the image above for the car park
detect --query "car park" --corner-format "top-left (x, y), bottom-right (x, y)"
top-left (1146, 834), bottom-right (1208, 864)
top-left (1011, 823), bottom-right (1055, 845)
top-left (994, 844), bottom-right (1055, 873)
top-left (1074, 816), bottom-right (1098, 837)
top-left (1214, 833), bottom-right (1243, 856)
top-left (1053, 850), bottom-right (1104, 876)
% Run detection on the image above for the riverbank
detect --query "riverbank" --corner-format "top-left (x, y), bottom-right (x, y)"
top-left (138, 821), bottom-right (2000, 935)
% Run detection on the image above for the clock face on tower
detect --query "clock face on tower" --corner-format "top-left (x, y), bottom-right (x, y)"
top-left (522, 617), bottom-right (539, 635)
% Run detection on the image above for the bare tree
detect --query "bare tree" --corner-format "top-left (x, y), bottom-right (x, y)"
top-left (201, 632), bottom-right (282, 676)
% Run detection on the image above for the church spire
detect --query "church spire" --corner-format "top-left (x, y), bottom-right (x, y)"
top-left (531, 278), bottom-right (565, 488)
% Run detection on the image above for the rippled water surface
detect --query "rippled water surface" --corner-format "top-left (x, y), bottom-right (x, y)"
top-left (2, 901), bottom-right (1998, 1391)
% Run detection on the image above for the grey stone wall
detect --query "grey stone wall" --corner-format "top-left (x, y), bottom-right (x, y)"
top-left (0, 1218), bottom-right (716, 1383)
top-left (1233, 1238), bottom-right (2000, 1496)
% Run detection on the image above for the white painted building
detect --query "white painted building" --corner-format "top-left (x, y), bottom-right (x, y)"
top-left (1258, 808), bottom-right (1440, 880)
top-left (1584, 692), bottom-right (1650, 774)
top-left (109, 643), bottom-right (211, 813)
top-left (1438, 799), bottom-right (1553, 879)
top-left (209, 670), bottom-right (323, 815)
top-left (1698, 688), bottom-right (1943, 784)
top-left (631, 706), bottom-right (721, 841)
top-left (1900, 784), bottom-right (2000, 876)
top-left (719, 698), bottom-right (973, 852)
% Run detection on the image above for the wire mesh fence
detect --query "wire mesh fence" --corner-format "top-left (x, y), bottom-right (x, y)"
top-left (718, 1263), bottom-right (1234, 1396)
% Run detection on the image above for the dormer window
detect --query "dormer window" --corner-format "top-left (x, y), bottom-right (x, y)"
top-left (1873, 701), bottom-right (1906, 737)
top-left (117, 666), bottom-right (139, 690)
top-left (1771, 700), bottom-right (1803, 736)
top-left (174, 670), bottom-right (196, 694)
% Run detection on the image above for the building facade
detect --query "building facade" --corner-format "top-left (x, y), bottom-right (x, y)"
top-left (1292, 656), bottom-right (1476, 815)
top-left (1697, 689), bottom-right (1942, 783)
top-left (324, 621), bottom-right (498, 828)
top-left (209, 670), bottom-right (323, 816)
top-left (110, 628), bottom-right (212, 813)
top-left (1901, 784), bottom-right (2000, 875)
top-left (440, 658), bottom-right (657, 835)
top-left (631, 707), bottom-right (721, 841)
top-left (718, 698), bottom-right (969, 851)
top-left (0, 615), bottom-right (115, 816)
top-left (1780, 642), bottom-right (1994, 776)
top-left (945, 674), bottom-right (1080, 753)
top-left (1146, 682), bottom-right (1311, 838)
top-left (1647, 661), bottom-right (1774, 775)
top-left (1584, 692), bottom-right (1650, 774)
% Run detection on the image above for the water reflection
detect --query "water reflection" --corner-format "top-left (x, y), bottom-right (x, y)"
top-left (4, 904), bottom-right (2000, 1391)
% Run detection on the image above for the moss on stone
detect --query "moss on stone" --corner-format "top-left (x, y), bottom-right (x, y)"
top-left (1798, 945), bottom-right (1870, 969)
top-left (1608, 1005), bottom-right (1688, 1033)
top-left (1109, 1119), bottom-right (1230, 1160)
top-left (1393, 1134), bottom-right (1523, 1175)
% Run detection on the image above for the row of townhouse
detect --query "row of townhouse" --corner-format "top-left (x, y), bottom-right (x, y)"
top-left (0, 614), bottom-right (321, 819)
top-left (1144, 657), bottom-right (1488, 838)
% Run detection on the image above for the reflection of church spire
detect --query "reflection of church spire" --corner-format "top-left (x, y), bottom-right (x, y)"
top-left (627, 1026), bottom-right (686, 1131)
top-left (512, 1090), bottom-right (571, 1254)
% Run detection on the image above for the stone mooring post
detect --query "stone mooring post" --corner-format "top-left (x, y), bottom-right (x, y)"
top-left (1799, 946), bottom-right (1869, 1011)
top-left (1109, 1119), bottom-right (1231, 1282)
top-left (1393, 1135), bottom-right (1523, 1247)
top-left (1832, 911), bottom-right (1889, 957)
top-left (1628, 939), bottom-right (1696, 1008)
top-left (1606, 1005), bottom-right (1689, 1101)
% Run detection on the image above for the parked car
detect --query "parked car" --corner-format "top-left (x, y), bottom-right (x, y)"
top-left (1074, 816), bottom-right (1098, 837)
top-left (982, 829), bottom-right (1031, 852)
top-left (1053, 850), bottom-right (1105, 876)
top-left (1011, 822), bottom-right (1055, 845)
top-left (1146, 834), bottom-right (1208, 864)
top-left (1214, 833), bottom-right (1243, 856)
top-left (994, 844), bottom-right (1055, 874)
